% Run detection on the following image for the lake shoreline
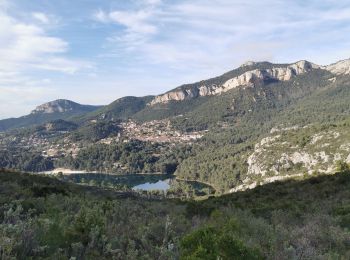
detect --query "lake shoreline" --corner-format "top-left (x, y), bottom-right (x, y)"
top-left (174, 176), bottom-right (217, 191)
top-left (40, 168), bottom-right (166, 176)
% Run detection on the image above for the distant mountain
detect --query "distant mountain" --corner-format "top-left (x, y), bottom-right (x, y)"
top-left (76, 60), bottom-right (323, 125)
top-left (3, 59), bottom-right (350, 131)
top-left (31, 99), bottom-right (99, 114)
top-left (0, 99), bottom-right (101, 131)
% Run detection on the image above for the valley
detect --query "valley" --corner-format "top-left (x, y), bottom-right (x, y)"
top-left (1, 58), bottom-right (350, 258)
top-left (2, 1), bottom-right (350, 258)
top-left (1, 59), bottom-right (350, 195)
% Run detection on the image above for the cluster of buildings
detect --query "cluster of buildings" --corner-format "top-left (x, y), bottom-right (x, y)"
top-left (120, 119), bottom-right (204, 143)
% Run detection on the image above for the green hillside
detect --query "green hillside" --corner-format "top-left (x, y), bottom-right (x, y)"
top-left (73, 96), bottom-right (154, 123)
top-left (175, 73), bottom-right (350, 192)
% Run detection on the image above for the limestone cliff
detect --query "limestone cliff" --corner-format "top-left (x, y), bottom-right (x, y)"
top-left (230, 124), bottom-right (350, 193)
top-left (149, 60), bottom-right (318, 106)
top-left (324, 58), bottom-right (350, 75)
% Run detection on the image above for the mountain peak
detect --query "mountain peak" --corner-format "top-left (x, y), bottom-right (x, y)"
top-left (31, 99), bottom-right (84, 114)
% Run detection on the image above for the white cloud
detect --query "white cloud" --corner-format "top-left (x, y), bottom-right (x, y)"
top-left (93, 3), bottom-right (159, 50)
top-left (94, 9), bottom-right (157, 34)
top-left (93, 9), bottom-right (109, 23)
top-left (96, 0), bottom-right (350, 70)
top-left (0, 84), bottom-right (57, 118)
top-left (0, 0), bottom-right (9, 9)
top-left (32, 12), bottom-right (49, 24)
top-left (0, 4), bottom-right (93, 118)
top-left (109, 10), bottom-right (157, 34)
top-left (0, 10), bottom-right (90, 74)
top-left (32, 57), bottom-right (92, 74)
top-left (142, 0), bottom-right (162, 7)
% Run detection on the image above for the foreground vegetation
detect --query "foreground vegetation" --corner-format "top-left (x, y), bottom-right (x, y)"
top-left (1, 169), bottom-right (350, 259)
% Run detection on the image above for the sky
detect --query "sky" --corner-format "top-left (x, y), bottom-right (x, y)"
top-left (1, 0), bottom-right (350, 119)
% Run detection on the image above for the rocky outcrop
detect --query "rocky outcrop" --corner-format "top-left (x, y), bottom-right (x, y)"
top-left (31, 99), bottom-right (100, 114)
top-left (149, 89), bottom-right (201, 105)
top-left (324, 58), bottom-right (350, 75)
top-left (149, 60), bottom-right (318, 106)
top-left (224, 60), bottom-right (318, 91)
top-left (230, 126), bottom-right (350, 193)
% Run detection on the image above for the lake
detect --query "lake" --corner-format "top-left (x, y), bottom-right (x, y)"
top-left (132, 179), bottom-right (171, 191)
top-left (62, 173), bottom-right (215, 195)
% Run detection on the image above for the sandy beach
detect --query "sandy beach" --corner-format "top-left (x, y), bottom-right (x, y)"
top-left (41, 168), bottom-right (89, 175)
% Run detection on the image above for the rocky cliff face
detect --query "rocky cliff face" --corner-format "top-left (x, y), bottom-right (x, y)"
top-left (230, 124), bottom-right (350, 193)
top-left (149, 60), bottom-right (319, 106)
top-left (325, 59), bottom-right (350, 75)
top-left (30, 99), bottom-right (94, 114)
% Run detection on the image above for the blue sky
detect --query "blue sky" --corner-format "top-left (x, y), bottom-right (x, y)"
top-left (1, 0), bottom-right (350, 118)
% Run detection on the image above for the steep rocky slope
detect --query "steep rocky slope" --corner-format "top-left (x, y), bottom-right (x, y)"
top-left (149, 60), bottom-right (318, 105)
top-left (231, 123), bottom-right (350, 192)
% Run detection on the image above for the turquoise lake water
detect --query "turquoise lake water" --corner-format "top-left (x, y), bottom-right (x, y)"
top-left (132, 179), bottom-right (171, 191)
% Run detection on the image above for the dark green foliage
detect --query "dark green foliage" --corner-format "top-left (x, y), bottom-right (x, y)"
top-left (0, 170), bottom-right (189, 259)
top-left (39, 119), bottom-right (78, 132)
top-left (180, 226), bottom-right (262, 260)
top-left (56, 140), bottom-right (192, 174)
top-left (185, 202), bottom-right (215, 217)
top-left (75, 96), bottom-right (154, 123)
top-left (0, 149), bottom-right (54, 172)
top-left (71, 121), bottom-right (121, 141)
top-left (31, 186), bottom-right (68, 197)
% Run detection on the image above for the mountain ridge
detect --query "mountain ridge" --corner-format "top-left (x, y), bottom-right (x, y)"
top-left (2, 58), bottom-right (350, 124)
top-left (149, 60), bottom-right (320, 105)
top-left (0, 99), bottom-right (101, 132)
